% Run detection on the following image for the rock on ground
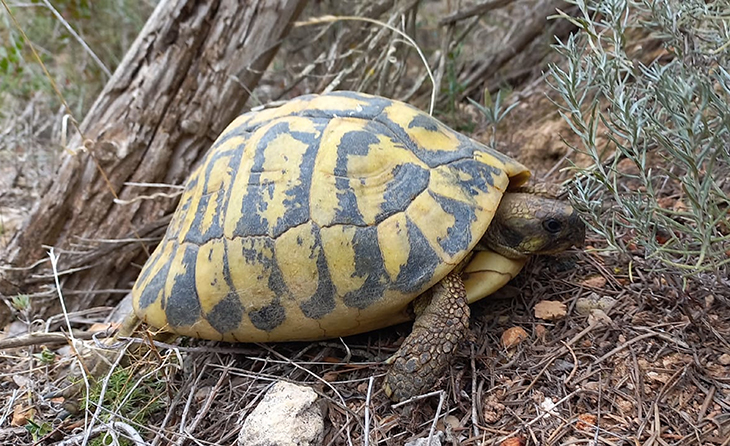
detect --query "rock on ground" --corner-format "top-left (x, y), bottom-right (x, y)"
top-left (405, 431), bottom-right (444, 446)
top-left (238, 381), bottom-right (324, 446)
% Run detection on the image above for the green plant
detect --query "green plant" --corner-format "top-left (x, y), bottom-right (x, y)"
top-left (25, 418), bottom-right (52, 441)
top-left (468, 88), bottom-right (519, 146)
top-left (0, 32), bottom-right (23, 75)
top-left (11, 294), bottom-right (30, 311)
top-left (548, 0), bottom-right (730, 286)
top-left (443, 44), bottom-right (466, 124)
top-left (33, 346), bottom-right (57, 364)
top-left (84, 368), bottom-right (166, 425)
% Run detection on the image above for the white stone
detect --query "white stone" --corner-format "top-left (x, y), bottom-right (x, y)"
top-left (405, 431), bottom-right (444, 446)
top-left (238, 381), bottom-right (324, 446)
top-left (575, 293), bottom-right (617, 316)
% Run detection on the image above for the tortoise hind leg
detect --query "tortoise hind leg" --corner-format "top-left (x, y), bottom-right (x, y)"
top-left (383, 272), bottom-right (470, 402)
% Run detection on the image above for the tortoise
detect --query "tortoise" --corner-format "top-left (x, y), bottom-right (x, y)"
top-left (131, 91), bottom-right (585, 401)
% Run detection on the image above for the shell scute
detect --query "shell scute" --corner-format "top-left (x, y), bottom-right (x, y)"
top-left (390, 217), bottom-right (442, 294)
top-left (165, 243), bottom-right (202, 328)
top-left (376, 103), bottom-right (472, 167)
top-left (132, 91), bottom-right (530, 342)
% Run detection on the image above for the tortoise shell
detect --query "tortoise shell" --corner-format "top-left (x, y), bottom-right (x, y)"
top-left (131, 91), bottom-right (530, 342)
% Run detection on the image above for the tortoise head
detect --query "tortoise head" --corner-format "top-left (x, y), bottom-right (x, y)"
top-left (480, 190), bottom-right (585, 260)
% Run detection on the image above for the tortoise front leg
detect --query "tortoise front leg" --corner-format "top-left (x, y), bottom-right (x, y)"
top-left (383, 272), bottom-right (470, 402)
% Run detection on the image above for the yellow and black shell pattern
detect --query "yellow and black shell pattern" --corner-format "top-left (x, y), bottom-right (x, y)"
top-left (131, 91), bottom-right (530, 342)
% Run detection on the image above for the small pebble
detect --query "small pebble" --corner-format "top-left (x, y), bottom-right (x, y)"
top-left (405, 431), bottom-right (444, 446)
top-left (575, 293), bottom-right (616, 316)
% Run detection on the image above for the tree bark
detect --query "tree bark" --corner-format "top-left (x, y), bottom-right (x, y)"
top-left (0, 0), bottom-right (308, 323)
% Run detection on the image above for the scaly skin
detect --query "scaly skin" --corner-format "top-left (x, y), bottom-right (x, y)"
top-left (383, 273), bottom-right (469, 402)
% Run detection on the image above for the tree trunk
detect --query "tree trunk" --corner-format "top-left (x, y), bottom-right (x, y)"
top-left (0, 0), bottom-right (308, 324)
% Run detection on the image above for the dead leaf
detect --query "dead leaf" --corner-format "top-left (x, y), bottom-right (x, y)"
top-left (379, 414), bottom-right (399, 436)
top-left (534, 300), bottom-right (567, 320)
top-left (499, 436), bottom-right (526, 446)
top-left (440, 415), bottom-right (460, 430)
top-left (89, 321), bottom-right (120, 333)
top-left (647, 371), bottom-right (672, 383)
top-left (501, 326), bottom-right (528, 349)
top-left (661, 353), bottom-right (691, 368)
top-left (194, 386), bottom-right (213, 405)
top-left (616, 398), bottom-right (634, 414)
top-left (580, 275), bottom-right (607, 288)
top-left (657, 196), bottom-right (675, 209)
top-left (576, 413), bottom-right (597, 431)
top-left (535, 324), bottom-right (547, 340)
top-left (673, 199), bottom-right (687, 212)
top-left (11, 405), bottom-right (34, 426)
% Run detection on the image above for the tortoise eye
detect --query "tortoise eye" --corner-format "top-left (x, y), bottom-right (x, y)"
top-left (543, 218), bottom-right (563, 234)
